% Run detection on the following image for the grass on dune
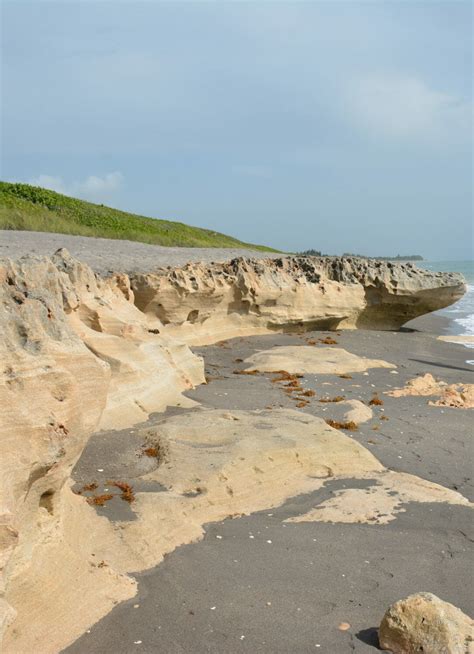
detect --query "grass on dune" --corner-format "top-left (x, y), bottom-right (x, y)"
top-left (0, 181), bottom-right (279, 251)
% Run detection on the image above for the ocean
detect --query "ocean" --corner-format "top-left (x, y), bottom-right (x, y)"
top-left (419, 260), bottom-right (474, 364)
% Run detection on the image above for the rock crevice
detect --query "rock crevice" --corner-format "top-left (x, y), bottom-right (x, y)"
top-left (131, 256), bottom-right (465, 342)
top-left (0, 250), bottom-right (466, 650)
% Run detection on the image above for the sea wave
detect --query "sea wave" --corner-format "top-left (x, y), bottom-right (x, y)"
top-left (454, 315), bottom-right (474, 335)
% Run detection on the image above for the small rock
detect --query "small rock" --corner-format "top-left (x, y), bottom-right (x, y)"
top-left (379, 592), bottom-right (474, 654)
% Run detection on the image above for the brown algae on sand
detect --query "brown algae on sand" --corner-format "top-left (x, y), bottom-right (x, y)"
top-left (325, 419), bottom-right (358, 431)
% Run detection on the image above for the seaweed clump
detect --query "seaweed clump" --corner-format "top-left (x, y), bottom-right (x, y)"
top-left (108, 481), bottom-right (135, 503)
top-left (143, 446), bottom-right (160, 458)
top-left (86, 494), bottom-right (114, 506)
top-left (369, 395), bottom-right (384, 406)
top-left (325, 419), bottom-right (358, 431)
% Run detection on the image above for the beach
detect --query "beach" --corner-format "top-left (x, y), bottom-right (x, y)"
top-left (418, 260), bottom-right (474, 363)
top-left (64, 316), bottom-right (473, 653)
top-left (0, 230), bottom-right (286, 274)
top-left (3, 1), bottom-right (472, 650)
top-left (1, 234), bottom-right (472, 654)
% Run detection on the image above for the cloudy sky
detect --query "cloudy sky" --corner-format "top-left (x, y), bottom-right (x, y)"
top-left (2, 1), bottom-right (472, 259)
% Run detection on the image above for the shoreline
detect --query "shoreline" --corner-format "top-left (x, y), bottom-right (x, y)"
top-left (64, 326), bottom-right (473, 654)
top-left (1, 240), bottom-right (471, 653)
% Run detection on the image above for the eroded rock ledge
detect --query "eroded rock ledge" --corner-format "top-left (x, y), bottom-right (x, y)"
top-left (0, 250), bottom-right (204, 648)
top-left (0, 250), bottom-right (466, 651)
top-left (131, 256), bottom-right (465, 342)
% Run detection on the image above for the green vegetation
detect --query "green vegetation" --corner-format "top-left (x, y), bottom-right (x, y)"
top-left (298, 248), bottom-right (423, 261)
top-left (341, 252), bottom-right (424, 261)
top-left (0, 182), bottom-right (278, 251)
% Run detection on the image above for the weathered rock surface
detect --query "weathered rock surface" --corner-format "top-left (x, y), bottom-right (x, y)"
top-left (0, 251), bottom-right (467, 652)
top-left (131, 256), bottom-right (466, 342)
top-left (0, 250), bottom-right (203, 649)
top-left (286, 471), bottom-right (469, 526)
top-left (244, 345), bottom-right (396, 375)
top-left (387, 373), bottom-right (474, 409)
top-left (379, 592), bottom-right (474, 653)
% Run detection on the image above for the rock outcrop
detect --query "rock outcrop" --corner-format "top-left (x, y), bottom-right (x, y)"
top-left (0, 251), bottom-right (467, 651)
top-left (387, 373), bottom-right (474, 409)
top-left (0, 250), bottom-right (204, 648)
top-left (131, 256), bottom-right (465, 343)
top-left (379, 592), bottom-right (474, 653)
top-left (243, 345), bottom-right (396, 375)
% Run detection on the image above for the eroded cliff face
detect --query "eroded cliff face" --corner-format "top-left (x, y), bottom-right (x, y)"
top-left (0, 250), bottom-right (204, 647)
top-left (131, 256), bottom-right (465, 343)
top-left (0, 251), bottom-right (466, 651)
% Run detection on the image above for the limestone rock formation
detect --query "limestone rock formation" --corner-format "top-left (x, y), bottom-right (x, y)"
top-left (131, 256), bottom-right (465, 343)
top-left (0, 250), bottom-right (467, 652)
top-left (379, 592), bottom-right (474, 653)
top-left (0, 250), bottom-right (204, 648)
top-left (387, 373), bottom-right (474, 409)
top-left (244, 345), bottom-right (396, 375)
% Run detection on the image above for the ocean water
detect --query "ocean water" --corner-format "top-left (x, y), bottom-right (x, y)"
top-left (419, 260), bottom-right (474, 364)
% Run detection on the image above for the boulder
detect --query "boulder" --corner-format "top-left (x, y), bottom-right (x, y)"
top-left (379, 592), bottom-right (474, 653)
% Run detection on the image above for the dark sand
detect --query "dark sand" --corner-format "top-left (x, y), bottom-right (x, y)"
top-left (65, 316), bottom-right (473, 653)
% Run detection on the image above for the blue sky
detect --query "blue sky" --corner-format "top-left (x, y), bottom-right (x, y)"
top-left (2, 1), bottom-right (472, 259)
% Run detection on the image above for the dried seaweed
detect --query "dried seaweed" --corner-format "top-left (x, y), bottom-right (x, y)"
top-left (108, 481), bottom-right (135, 503)
top-left (86, 494), bottom-right (114, 506)
top-left (325, 419), bottom-right (358, 431)
top-left (296, 400), bottom-right (309, 408)
top-left (143, 446), bottom-right (159, 458)
top-left (369, 395), bottom-right (384, 406)
top-left (82, 482), bottom-right (98, 492)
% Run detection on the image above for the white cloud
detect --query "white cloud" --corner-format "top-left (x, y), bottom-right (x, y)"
top-left (345, 74), bottom-right (471, 144)
top-left (27, 172), bottom-right (124, 201)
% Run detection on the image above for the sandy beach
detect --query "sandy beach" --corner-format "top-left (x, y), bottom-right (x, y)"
top-left (1, 233), bottom-right (472, 654)
top-left (63, 316), bottom-right (473, 653)
top-left (0, 231), bottom-right (286, 274)
top-left (3, 2), bottom-right (472, 650)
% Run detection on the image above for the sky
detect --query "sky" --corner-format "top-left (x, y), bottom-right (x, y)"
top-left (1, 0), bottom-right (472, 259)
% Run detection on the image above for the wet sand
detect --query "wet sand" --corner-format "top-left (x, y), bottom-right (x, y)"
top-left (64, 317), bottom-right (473, 653)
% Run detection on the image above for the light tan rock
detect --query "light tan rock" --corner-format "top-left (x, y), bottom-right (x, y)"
top-left (285, 470), bottom-right (470, 525)
top-left (0, 251), bottom-right (468, 652)
top-left (379, 592), bottom-right (474, 653)
top-left (387, 373), bottom-right (474, 409)
top-left (131, 256), bottom-right (466, 343)
top-left (387, 373), bottom-right (447, 397)
top-left (430, 385), bottom-right (474, 409)
top-left (244, 345), bottom-right (395, 375)
top-left (0, 251), bottom-right (204, 650)
top-left (341, 399), bottom-right (373, 423)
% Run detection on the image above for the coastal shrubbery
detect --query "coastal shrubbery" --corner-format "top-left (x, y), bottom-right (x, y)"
top-left (298, 247), bottom-right (423, 261)
top-left (0, 181), bottom-right (278, 251)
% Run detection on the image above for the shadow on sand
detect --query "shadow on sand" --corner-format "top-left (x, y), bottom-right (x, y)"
top-left (409, 358), bottom-right (473, 373)
top-left (356, 626), bottom-right (381, 649)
